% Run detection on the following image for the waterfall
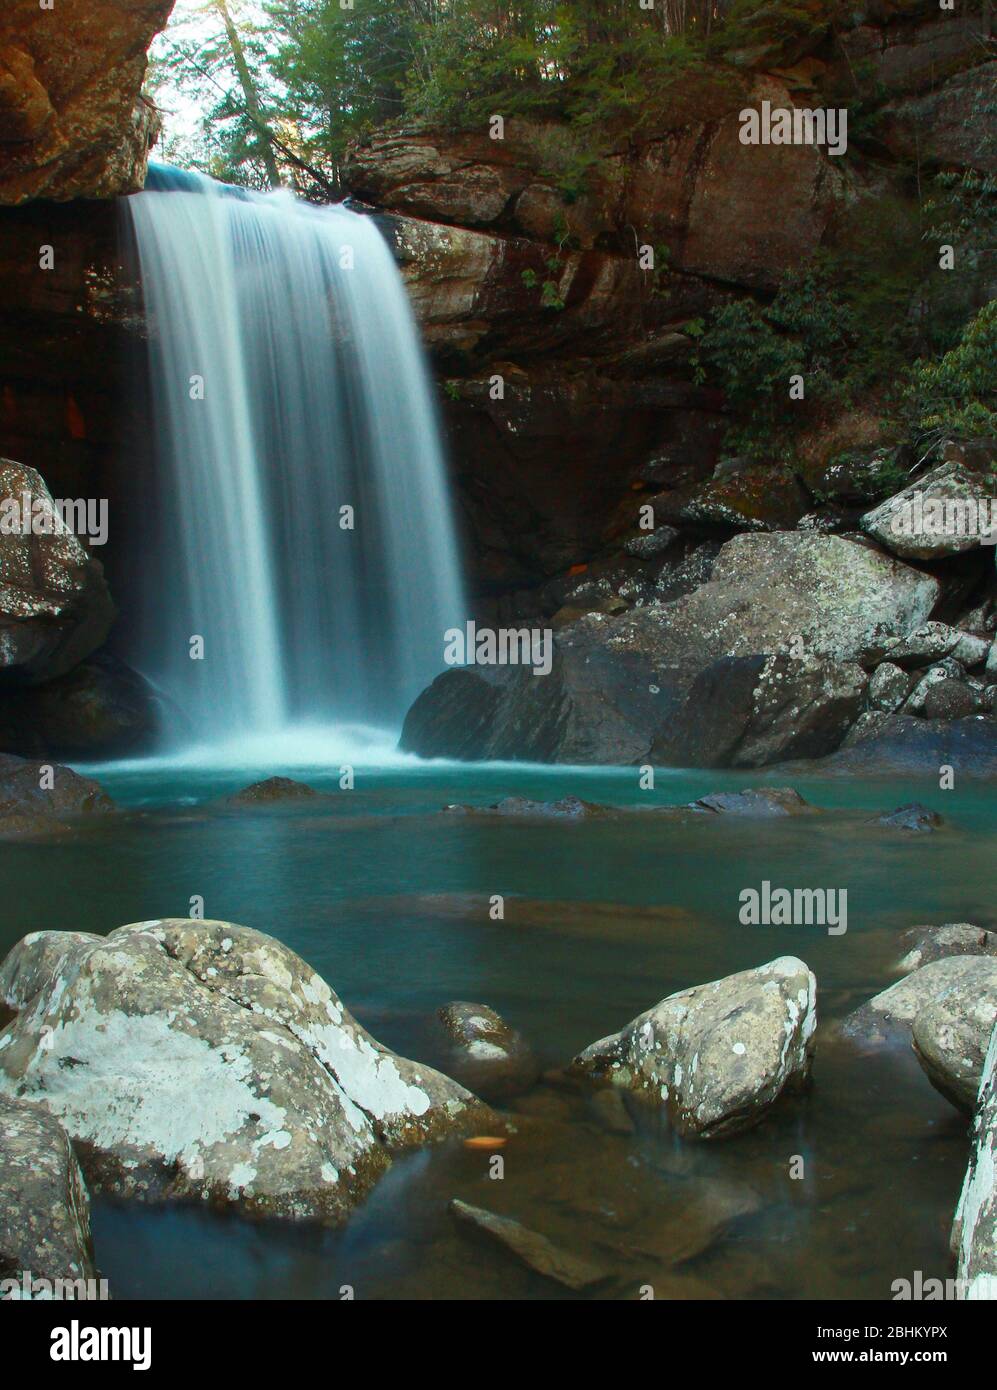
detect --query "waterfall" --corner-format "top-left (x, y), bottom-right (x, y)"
top-left (122, 164), bottom-right (465, 756)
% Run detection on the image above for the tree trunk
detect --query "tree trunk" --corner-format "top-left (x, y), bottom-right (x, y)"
top-left (212, 0), bottom-right (283, 188)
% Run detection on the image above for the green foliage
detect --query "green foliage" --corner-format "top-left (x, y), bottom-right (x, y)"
top-left (710, 0), bottom-right (841, 61)
top-left (900, 301), bottom-right (997, 457)
top-left (693, 267), bottom-right (853, 459)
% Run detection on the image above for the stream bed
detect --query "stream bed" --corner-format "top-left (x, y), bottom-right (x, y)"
top-left (2, 757), bottom-right (991, 1300)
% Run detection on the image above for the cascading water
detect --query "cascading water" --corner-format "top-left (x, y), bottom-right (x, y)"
top-left (122, 164), bottom-right (465, 759)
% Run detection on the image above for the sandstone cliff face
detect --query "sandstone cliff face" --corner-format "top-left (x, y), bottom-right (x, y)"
top-left (0, 0), bottom-right (173, 204)
top-left (341, 7), bottom-right (993, 604)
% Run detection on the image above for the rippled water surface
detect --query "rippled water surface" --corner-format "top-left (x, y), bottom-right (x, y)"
top-left (2, 758), bottom-right (992, 1300)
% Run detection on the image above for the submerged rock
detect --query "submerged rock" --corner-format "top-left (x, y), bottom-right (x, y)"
top-left (0, 1095), bottom-right (97, 1295)
top-left (443, 795), bottom-right (605, 820)
top-left (618, 1176), bottom-right (762, 1267)
top-left (226, 777), bottom-right (320, 806)
top-left (0, 921), bottom-right (491, 1226)
top-left (687, 787), bottom-right (813, 817)
top-left (897, 924), bottom-right (997, 973)
top-left (570, 957), bottom-right (816, 1139)
top-left (436, 1001), bottom-right (539, 1102)
top-left (841, 956), bottom-right (997, 1049)
top-left (952, 1025), bottom-right (997, 1298)
top-left (0, 755), bottom-right (114, 839)
top-left (869, 802), bottom-right (943, 832)
top-left (912, 970), bottom-right (997, 1114)
top-left (449, 1199), bottom-right (609, 1291)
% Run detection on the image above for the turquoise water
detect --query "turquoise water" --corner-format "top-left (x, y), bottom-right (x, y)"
top-left (1, 758), bottom-right (992, 1299)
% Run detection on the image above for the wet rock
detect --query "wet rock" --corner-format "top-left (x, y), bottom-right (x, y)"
top-left (687, 787), bottom-right (814, 818)
top-left (0, 755), bottom-right (114, 838)
top-left (912, 969), bottom-right (997, 1114)
top-left (0, 2), bottom-right (170, 203)
top-left (812, 713), bottom-right (997, 778)
top-left (0, 1095), bottom-right (97, 1294)
top-left (897, 924), bottom-right (997, 974)
top-left (952, 1025), bottom-right (997, 1298)
top-left (0, 653), bottom-right (160, 759)
top-left (0, 921), bottom-right (490, 1226)
top-left (869, 803), bottom-right (943, 833)
top-left (884, 621), bottom-right (990, 670)
top-left (403, 532), bottom-right (935, 766)
top-left (841, 956), bottom-right (997, 1049)
top-left (868, 661), bottom-right (912, 712)
top-left (570, 957), bottom-right (816, 1139)
top-left (862, 462), bottom-right (997, 561)
top-left (0, 459), bottom-right (114, 683)
top-left (436, 1002), bottom-right (539, 1102)
top-left (448, 1199), bottom-right (609, 1290)
top-left (226, 777), bottom-right (320, 806)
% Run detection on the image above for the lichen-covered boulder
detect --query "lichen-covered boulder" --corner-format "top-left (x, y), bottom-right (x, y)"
top-left (570, 957), bottom-right (816, 1139)
top-left (884, 621), bottom-right (990, 670)
top-left (0, 1095), bottom-right (97, 1295)
top-left (868, 661), bottom-right (912, 712)
top-left (0, 921), bottom-right (490, 1225)
top-left (952, 1022), bottom-right (997, 1299)
top-left (841, 955), bottom-right (997, 1049)
top-left (402, 532), bottom-right (936, 767)
top-left (862, 461), bottom-right (997, 561)
top-left (912, 967), bottom-right (997, 1114)
top-left (0, 459), bottom-right (114, 683)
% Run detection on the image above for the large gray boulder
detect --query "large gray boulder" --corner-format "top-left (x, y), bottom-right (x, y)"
top-left (952, 1023), bottom-right (997, 1299)
top-left (402, 532), bottom-right (937, 766)
top-left (570, 957), bottom-right (816, 1139)
top-left (841, 956), bottom-right (997, 1050)
top-left (0, 1095), bottom-right (98, 1297)
top-left (862, 461), bottom-right (997, 561)
top-left (912, 967), bottom-right (997, 1114)
top-left (0, 921), bottom-right (490, 1226)
top-left (0, 459), bottom-right (114, 683)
